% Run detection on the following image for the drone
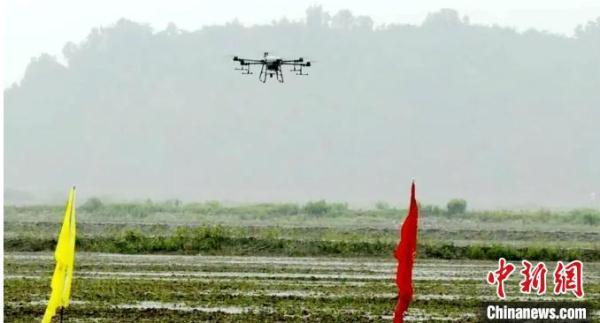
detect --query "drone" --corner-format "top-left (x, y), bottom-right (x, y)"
top-left (233, 52), bottom-right (311, 83)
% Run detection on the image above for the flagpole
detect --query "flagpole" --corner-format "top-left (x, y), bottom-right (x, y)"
top-left (60, 307), bottom-right (64, 323)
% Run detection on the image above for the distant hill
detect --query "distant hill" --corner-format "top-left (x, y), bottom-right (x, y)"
top-left (5, 8), bottom-right (600, 208)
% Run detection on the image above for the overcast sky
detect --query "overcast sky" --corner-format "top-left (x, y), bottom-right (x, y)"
top-left (4, 0), bottom-right (600, 86)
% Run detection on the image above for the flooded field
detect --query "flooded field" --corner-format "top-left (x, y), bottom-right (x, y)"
top-left (5, 253), bottom-right (599, 322)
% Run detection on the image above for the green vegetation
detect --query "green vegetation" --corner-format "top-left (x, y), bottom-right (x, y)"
top-left (5, 200), bottom-right (600, 227)
top-left (4, 223), bottom-right (599, 261)
top-left (4, 200), bottom-right (600, 322)
top-left (81, 197), bottom-right (104, 212)
top-left (5, 201), bottom-right (599, 260)
top-left (446, 199), bottom-right (467, 215)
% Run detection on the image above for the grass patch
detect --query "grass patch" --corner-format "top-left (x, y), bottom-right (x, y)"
top-left (5, 226), bottom-right (598, 260)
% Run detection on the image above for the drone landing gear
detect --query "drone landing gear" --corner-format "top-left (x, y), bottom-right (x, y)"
top-left (276, 66), bottom-right (284, 83)
top-left (235, 65), bottom-right (253, 76)
top-left (291, 65), bottom-right (308, 76)
top-left (259, 66), bottom-right (284, 83)
top-left (259, 65), bottom-right (267, 83)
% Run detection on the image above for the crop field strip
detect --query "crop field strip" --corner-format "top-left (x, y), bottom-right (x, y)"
top-left (5, 224), bottom-right (599, 261)
top-left (5, 206), bottom-right (598, 321)
top-left (6, 221), bottom-right (600, 241)
top-left (5, 203), bottom-right (599, 239)
top-left (4, 253), bottom-right (599, 322)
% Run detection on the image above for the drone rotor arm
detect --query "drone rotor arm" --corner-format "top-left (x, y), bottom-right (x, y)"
top-left (234, 58), bottom-right (265, 64)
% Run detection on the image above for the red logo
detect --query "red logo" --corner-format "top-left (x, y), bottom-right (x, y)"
top-left (553, 260), bottom-right (584, 298)
top-left (487, 258), bottom-right (516, 299)
top-left (487, 259), bottom-right (584, 299)
top-left (520, 260), bottom-right (548, 295)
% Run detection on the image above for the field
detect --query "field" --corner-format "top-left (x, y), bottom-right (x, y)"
top-left (4, 201), bottom-right (600, 322)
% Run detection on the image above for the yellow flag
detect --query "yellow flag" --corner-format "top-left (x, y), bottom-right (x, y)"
top-left (42, 187), bottom-right (77, 323)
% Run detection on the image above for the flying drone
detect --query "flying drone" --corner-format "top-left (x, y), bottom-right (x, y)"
top-left (233, 52), bottom-right (311, 83)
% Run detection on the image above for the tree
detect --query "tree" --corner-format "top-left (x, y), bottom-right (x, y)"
top-left (304, 200), bottom-right (331, 215)
top-left (422, 8), bottom-right (466, 28)
top-left (5, 9), bottom-right (599, 208)
top-left (306, 5), bottom-right (330, 29)
top-left (354, 16), bottom-right (374, 31)
top-left (82, 197), bottom-right (104, 212)
top-left (331, 9), bottom-right (354, 30)
top-left (375, 201), bottom-right (390, 210)
top-left (575, 17), bottom-right (600, 41)
top-left (446, 199), bottom-right (467, 215)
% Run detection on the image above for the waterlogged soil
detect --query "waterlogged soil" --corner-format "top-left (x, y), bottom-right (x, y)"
top-left (4, 253), bottom-right (599, 322)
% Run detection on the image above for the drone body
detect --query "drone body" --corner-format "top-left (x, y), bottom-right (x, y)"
top-left (233, 52), bottom-right (311, 83)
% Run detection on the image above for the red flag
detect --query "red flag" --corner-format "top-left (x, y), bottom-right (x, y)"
top-left (393, 182), bottom-right (419, 323)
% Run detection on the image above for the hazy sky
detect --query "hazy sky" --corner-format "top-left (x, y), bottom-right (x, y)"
top-left (4, 0), bottom-right (600, 86)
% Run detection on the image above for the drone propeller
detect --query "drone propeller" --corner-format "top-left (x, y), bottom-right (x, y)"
top-left (289, 57), bottom-right (313, 74)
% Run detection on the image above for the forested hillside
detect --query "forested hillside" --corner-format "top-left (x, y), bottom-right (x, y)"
top-left (5, 8), bottom-right (600, 207)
